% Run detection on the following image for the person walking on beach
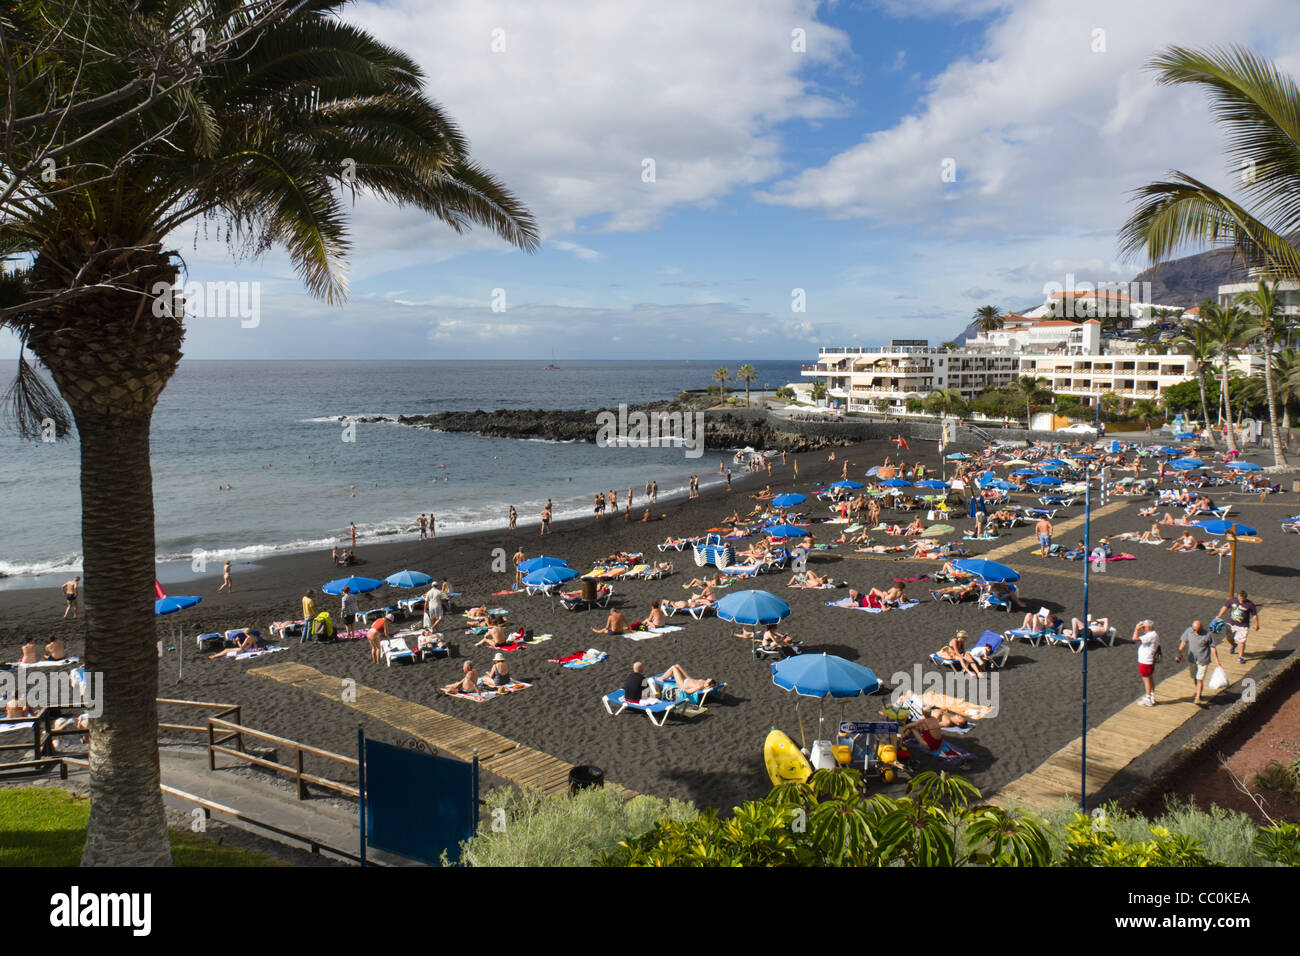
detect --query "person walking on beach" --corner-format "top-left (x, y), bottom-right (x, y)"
top-left (513, 547), bottom-right (527, 587)
top-left (1034, 515), bottom-right (1053, 557)
top-left (349, 522), bottom-right (357, 549)
top-left (218, 560), bottom-right (233, 592)
top-left (1175, 620), bottom-right (1222, 706)
top-left (540, 504), bottom-right (552, 535)
top-left (726, 468), bottom-right (732, 492)
top-left (429, 513), bottom-right (436, 539)
top-left (651, 480), bottom-right (658, 504)
top-left (645, 480), bottom-right (652, 501)
top-left (1218, 590), bottom-right (1259, 664)
top-left (1129, 619), bottom-right (1160, 706)
top-left (626, 486), bottom-right (633, 510)
top-left (61, 576), bottom-right (80, 619)
top-left (417, 513), bottom-right (428, 539)
top-left (423, 582), bottom-right (445, 632)
top-left (509, 505), bottom-right (518, 530)
top-left (608, 489), bottom-right (617, 512)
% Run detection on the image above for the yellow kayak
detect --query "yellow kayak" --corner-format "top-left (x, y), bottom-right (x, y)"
top-left (764, 728), bottom-right (811, 787)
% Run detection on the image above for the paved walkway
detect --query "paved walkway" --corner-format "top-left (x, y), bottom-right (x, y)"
top-left (250, 662), bottom-right (633, 797)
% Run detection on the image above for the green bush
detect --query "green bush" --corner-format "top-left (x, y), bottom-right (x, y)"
top-left (454, 785), bottom-right (697, 867)
top-left (1256, 759), bottom-right (1300, 801)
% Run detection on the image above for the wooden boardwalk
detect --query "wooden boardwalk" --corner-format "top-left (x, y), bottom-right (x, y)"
top-left (992, 597), bottom-right (1300, 809)
top-left (250, 662), bottom-right (633, 797)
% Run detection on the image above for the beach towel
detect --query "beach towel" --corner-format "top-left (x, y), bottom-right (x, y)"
top-left (524, 633), bottom-right (553, 645)
top-left (491, 589), bottom-right (520, 596)
top-left (560, 650), bottom-right (608, 670)
top-left (6, 657), bottom-right (80, 669)
top-left (861, 600), bottom-right (920, 613)
top-left (900, 690), bottom-right (993, 722)
top-left (448, 680), bottom-right (532, 702)
top-left (233, 645), bottom-right (288, 661)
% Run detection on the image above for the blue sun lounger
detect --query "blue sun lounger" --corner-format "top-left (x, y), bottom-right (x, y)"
top-left (653, 673), bottom-right (725, 706)
top-left (1044, 623), bottom-right (1117, 652)
top-left (929, 629), bottom-right (1009, 671)
top-left (602, 690), bottom-right (681, 726)
top-left (1003, 622), bottom-right (1061, 647)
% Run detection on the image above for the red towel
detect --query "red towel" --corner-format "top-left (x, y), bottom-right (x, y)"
top-left (549, 651), bottom-right (585, 664)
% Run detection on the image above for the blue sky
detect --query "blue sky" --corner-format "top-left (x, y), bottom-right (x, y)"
top-left (7, 0), bottom-right (1300, 361)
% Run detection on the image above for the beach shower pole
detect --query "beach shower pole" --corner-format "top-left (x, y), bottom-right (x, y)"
top-left (1228, 523), bottom-right (1238, 596)
top-left (1080, 469), bottom-right (1092, 812)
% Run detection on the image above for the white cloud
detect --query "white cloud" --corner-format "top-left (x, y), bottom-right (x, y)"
top-left (758, 0), bottom-right (1300, 247)
top-left (550, 240), bottom-right (601, 263)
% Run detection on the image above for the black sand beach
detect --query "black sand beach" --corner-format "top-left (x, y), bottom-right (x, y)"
top-left (4, 437), bottom-right (1298, 813)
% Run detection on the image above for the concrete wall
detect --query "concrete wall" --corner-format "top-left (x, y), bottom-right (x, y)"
top-left (708, 407), bottom-right (1061, 445)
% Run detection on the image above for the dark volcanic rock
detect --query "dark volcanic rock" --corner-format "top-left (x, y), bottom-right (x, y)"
top-left (346, 404), bottom-right (846, 452)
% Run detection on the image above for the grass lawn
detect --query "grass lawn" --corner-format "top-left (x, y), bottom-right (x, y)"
top-left (0, 787), bottom-right (288, 866)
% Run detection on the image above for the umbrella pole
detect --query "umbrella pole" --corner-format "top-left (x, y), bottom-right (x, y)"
top-left (1228, 524), bottom-right (1238, 596)
top-left (796, 699), bottom-right (806, 751)
top-left (177, 621), bottom-right (184, 683)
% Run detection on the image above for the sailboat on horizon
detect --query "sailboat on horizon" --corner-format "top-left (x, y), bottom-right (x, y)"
top-left (544, 350), bottom-right (560, 370)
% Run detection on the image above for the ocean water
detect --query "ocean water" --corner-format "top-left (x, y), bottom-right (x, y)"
top-left (0, 360), bottom-right (801, 589)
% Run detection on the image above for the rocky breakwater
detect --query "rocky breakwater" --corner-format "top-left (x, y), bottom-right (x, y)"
top-left (349, 401), bottom-right (850, 452)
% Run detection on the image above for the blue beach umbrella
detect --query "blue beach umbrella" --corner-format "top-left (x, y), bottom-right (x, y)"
top-left (878, 478), bottom-right (911, 488)
top-left (914, 479), bottom-right (949, 489)
top-left (517, 556), bottom-right (569, 574)
top-left (716, 589), bottom-right (791, 626)
top-left (1170, 458), bottom-right (1203, 470)
top-left (771, 493), bottom-right (807, 508)
top-left (946, 453), bottom-right (969, 461)
top-left (1159, 447), bottom-right (1183, 455)
top-left (830, 480), bottom-right (864, 489)
top-left (523, 566), bottom-right (578, 587)
top-left (771, 653), bottom-right (879, 699)
top-left (322, 576), bottom-right (383, 595)
top-left (1011, 468), bottom-right (1039, 476)
top-left (985, 479), bottom-right (1016, 491)
top-left (952, 558), bottom-right (1020, 583)
top-left (1041, 458), bottom-right (1069, 467)
top-left (155, 594), bottom-right (202, 616)
top-left (1027, 475), bottom-right (1064, 487)
top-left (1194, 520), bottom-right (1257, 536)
top-left (1072, 453), bottom-right (1097, 460)
top-left (1227, 461), bottom-right (1263, 472)
top-left (385, 569), bottom-right (433, 589)
top-left (764, 524), bottom-right (809, 538)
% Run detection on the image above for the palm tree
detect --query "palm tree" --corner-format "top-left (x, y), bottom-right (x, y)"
top-left (1200, 302), bottom-right (1254, 453)
top-left (713, 367), bottom-right (732, 397)
top-left (810, 380), bottom-right (828, 403)
top-left (1233, 280), bottom-right (1291, 467)
top-left (973, 305), bottom-right (1004, 332)
top-left (1119, 46), bottom-right (1300, 448)
top-left (1272, 348), bottom-right (1300, 428)
top-left (736, 364), bottom-right (757, 407)
top-left (1, 1), bottom-right (537, 866)
top-left (1172, 322), bottom-right (1219, 444)
top-left (1012, 375), bottom-right (1049, 428)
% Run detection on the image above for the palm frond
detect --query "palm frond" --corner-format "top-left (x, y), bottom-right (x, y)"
top-left (2, 349), bottom-right (73, 440)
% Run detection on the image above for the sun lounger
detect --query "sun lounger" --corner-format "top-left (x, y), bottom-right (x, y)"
top-left (602, 690), bottom-right (682, 726)
top-left (653, 673), bottom-right (725, 707)
top-left (380, 637), bottom-right (417, 666)
top-left (1002, 623), bottom-right (1060, 647)
top-left (1044, 624), bottom-right (1117, 652)
top-left (929, 630), bottom-right (1009, 672)
top-left (978, 584), bottom-right (1016, 612)
top-left (232, 645), bottom-right (287, 661)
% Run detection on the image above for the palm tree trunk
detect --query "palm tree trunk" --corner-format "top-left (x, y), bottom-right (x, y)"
top-left (1196, 370), bottom-right (1215, 447)
top-left (1220, 358), bottom-right (1238, 453)
top-left (76, 410), bottom-right (171, 866)
top-left (1261, 338), bottom-right (1289, 468)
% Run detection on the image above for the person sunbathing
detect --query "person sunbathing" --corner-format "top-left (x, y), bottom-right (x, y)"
top-left (670, 585), bottom-right (715, 610)
top-left (1204, 538), bottom-right (1232, 556)
top-left (208, 628), bottom-right (260, 659)
top-left (1019, 609), bottom-right (1062, 634)
top-left (657, 664), bottom-right (718, 695)
top-left (441, 661), bottom-right (480, 696)
top-left (591, 609), bottom-right (631, 634)
top-left (1168, 532), bottom-right (1200, 552)
top-left (1068, 616), bottom-right (1111, 642)
top-left (988, 581), bottom-right (1025, 610)
top-left (788, 569), bottom-right (831, 588)
top-left (18, 638), bottom-right (40, 664)
top-left (869, 583), bottom-right (907, 607)
top-left (5, 697), bottom-right (32, 718)
top-left (1138, 504), bottom-right (1158, 518)
top-left (416, 629), bottom-right (446, 652)
top-left (931, 579), bottom-right (979, 602)
top-left (684, 571), bottom-right (723, 589)
top-left (935, 631), bottom-right (980, 676)
top-left (901, 517), bottom-right (925, 536)
top-left (43, 638), bottom-right (67, 661)
top-left (1138, 523), bottom-right (1164, 544)
top-left (482, 653), bottom-right (512, 687)
top-left (474, 623), bottom-right (513, 648)
top-left (643, 601), bottom-right (669, 630)
top-left (991, 509), bottom-right (1018, 526)
top-left (900, 711), bottom-right (946, 753)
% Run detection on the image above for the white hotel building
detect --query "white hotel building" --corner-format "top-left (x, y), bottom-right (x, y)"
top-left (803, 319), bottom-right (1197, 413)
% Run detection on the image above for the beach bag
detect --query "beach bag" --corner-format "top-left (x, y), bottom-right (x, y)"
top-left (1207, 666), bottom-right (1228, 691)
